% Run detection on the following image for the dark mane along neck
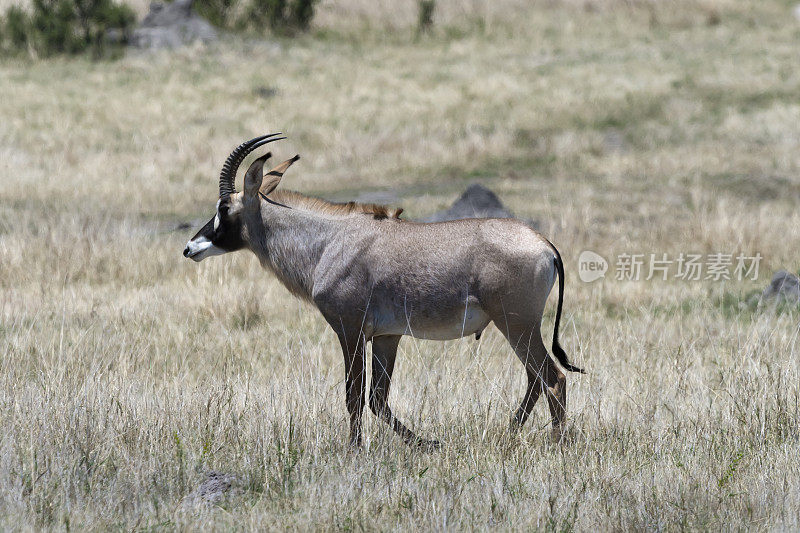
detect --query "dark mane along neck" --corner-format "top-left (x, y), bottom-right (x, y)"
top-left (269, 190), bottom-right (404, 220)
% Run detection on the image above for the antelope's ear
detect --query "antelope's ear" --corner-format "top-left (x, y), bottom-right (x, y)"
top-left (243, 152), bottom-right (272, 199)
top-left (260, 154), bottom-right (300, 196)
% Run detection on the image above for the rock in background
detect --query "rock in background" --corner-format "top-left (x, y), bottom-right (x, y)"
top-left (183, 471), bottom-right (245, 508)
top-left (131, 0), bottom-right (217, 50)
top-left (761, 270), bottom-right (800, 306)
top-left (421, 183), bottom-right (537, 228)
top-left (422, 184), bottom-right (514, 222)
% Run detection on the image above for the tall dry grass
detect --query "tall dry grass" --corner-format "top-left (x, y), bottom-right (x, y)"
top-left (1, 0), bottom-right (799, 529)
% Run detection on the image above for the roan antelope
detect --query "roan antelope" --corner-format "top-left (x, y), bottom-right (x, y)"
top-left (184, 133), bottom-right (584, 448)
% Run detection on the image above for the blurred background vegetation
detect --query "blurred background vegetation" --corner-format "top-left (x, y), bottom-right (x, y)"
top-left (1, 0), bottom-right (135, 56)
top-left (0, 0), bottom-right (322, 56)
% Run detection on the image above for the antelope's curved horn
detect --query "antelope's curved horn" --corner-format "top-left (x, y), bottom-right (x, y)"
top-left (219, 133), bottom-right (286, 199)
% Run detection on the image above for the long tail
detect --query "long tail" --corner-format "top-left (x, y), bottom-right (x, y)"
top-left (548, 243), bottom-right (584, 374)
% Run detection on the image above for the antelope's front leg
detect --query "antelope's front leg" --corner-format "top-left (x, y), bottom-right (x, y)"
top-left (337, 333), bottom-right (367, 447)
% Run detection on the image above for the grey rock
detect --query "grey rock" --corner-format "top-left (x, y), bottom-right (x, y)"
top-left (761, 270), bottom-right (800, 305)
top-left (422, 184), bottom-right (516, 223)
top-left (254, 86), bottom-right (279, 99)
top-left (602, 129), bottom-right (628, 154)
top-left (131, 0), bottom-right (217, 50)
top-left (184, 471), bottom-right (245, 508)
top-left (105, 28), bottom-right (126, 44)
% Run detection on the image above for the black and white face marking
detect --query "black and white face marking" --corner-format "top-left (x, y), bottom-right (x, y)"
top-left (183, 199), bottom-right (245, 262)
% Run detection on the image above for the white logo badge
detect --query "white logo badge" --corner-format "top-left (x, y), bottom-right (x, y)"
top-left (578, 250), bottom-right (608, 282)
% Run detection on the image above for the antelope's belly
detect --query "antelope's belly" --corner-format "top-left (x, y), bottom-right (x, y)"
top-left (372, 305), bottom-right (491, 341)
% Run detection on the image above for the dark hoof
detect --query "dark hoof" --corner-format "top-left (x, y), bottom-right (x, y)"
top-left (417, 439), bottom-right (441, 451)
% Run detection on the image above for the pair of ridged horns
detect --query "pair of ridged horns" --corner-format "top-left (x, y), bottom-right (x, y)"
top-left (219, 133), bottom-right (286, 199)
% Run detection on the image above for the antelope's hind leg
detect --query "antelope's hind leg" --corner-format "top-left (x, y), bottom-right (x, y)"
top-left (543, 356), bottom-right (567, 442)
top-left (503, 327), bottom-right (567, 442)
top-left (370, 335), bottom-right (439, 449)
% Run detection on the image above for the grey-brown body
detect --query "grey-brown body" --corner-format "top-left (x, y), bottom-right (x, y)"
top-left (184, 134), bottom-right (583, 448)
top-left (258, 210), bottom-right (552, 341)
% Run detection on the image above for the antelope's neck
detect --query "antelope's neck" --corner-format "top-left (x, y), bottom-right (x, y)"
top-left (247, 207), bottom-right (335, 300)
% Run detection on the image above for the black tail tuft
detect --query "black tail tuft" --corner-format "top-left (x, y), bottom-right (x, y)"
top-left (549, 244), bottom-right (585, 374)
top-left (552, 338), bottom-right (584, 374)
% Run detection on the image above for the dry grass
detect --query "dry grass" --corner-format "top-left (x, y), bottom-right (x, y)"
top-left (2, 0), bottom-right (800, 529)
